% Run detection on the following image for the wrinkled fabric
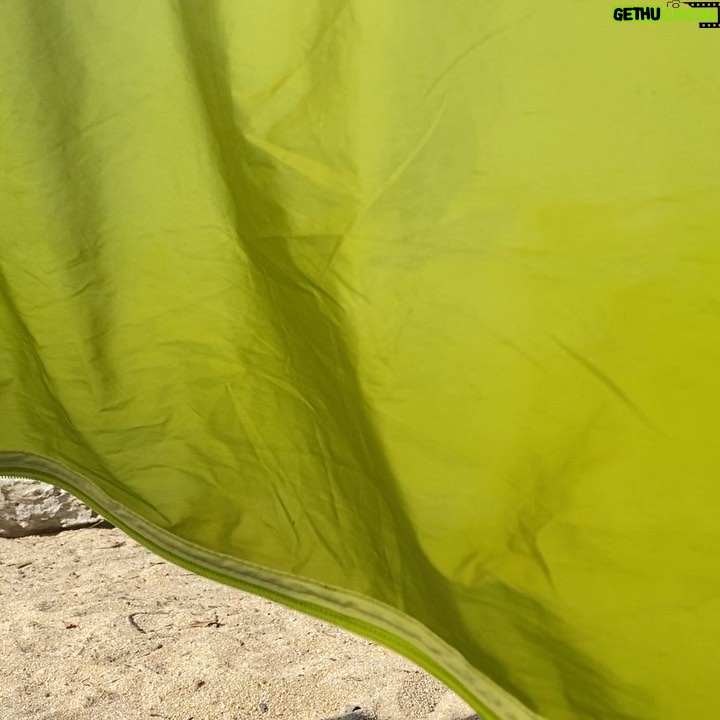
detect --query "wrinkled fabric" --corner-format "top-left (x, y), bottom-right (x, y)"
top-left (1, 3), bottom-right (719, 719)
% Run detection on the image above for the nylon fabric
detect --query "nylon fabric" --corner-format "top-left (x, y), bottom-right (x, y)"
top-left (1, 3), bottom-right (719, 719)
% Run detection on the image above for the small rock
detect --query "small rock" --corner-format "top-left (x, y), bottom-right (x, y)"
top-left (0, 477), bottom-right (104, 537)
top-left (259, 702), bottom-right (269, 714)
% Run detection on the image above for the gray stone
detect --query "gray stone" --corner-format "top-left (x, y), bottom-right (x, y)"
top-left (0, 476), bottom-right (104, 538)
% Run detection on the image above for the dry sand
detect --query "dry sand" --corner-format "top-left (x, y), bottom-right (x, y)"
top-left (0, 527), bottom-right (479, 720)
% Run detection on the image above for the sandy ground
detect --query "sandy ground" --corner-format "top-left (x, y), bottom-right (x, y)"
top-left (0, 527), bottom-right (479, 720)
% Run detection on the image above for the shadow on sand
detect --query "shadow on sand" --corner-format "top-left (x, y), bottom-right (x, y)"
top-left (324, 712), bottom-right (480, 720)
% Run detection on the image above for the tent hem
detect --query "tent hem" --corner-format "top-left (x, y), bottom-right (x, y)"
top-left (0, 450), bottom-right (542, 720)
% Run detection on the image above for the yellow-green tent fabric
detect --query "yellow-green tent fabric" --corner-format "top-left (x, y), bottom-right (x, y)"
top-left (2, 3), bottom-right (719, 718)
